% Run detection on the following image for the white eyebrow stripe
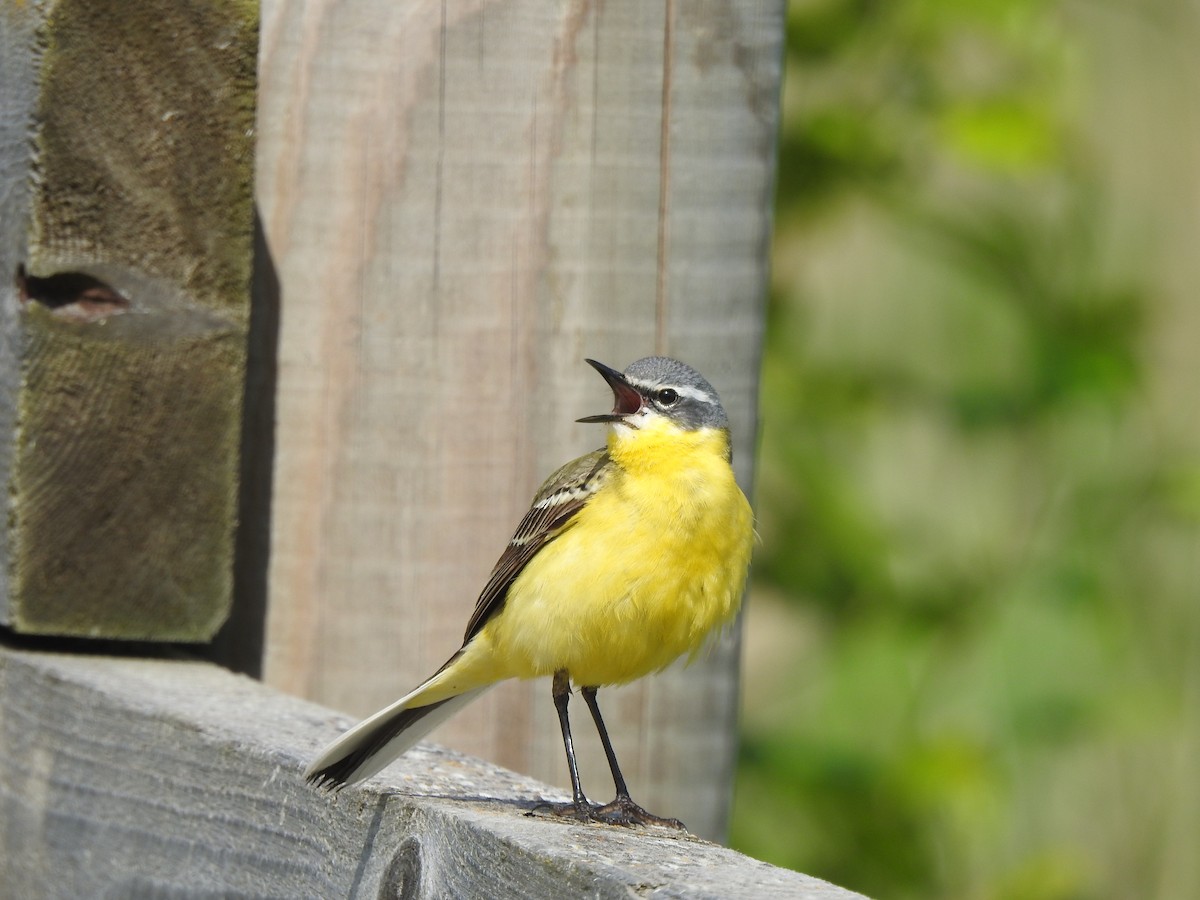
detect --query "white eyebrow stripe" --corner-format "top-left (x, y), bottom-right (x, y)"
top-left (670, 384), bottom-right (717, 403)
top-left (625, 379), bottom-right (716, 405)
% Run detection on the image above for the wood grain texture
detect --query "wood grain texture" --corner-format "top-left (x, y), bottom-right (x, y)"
top-left (0, 0), bottom-right (257, 639)
top-left (257, 0), bottom-right (783, 839)
top-left (0, 643), bottom-right (866, 899)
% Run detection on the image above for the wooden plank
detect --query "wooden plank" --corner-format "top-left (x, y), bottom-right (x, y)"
top-left (0, 0), bottom-right (257, 640)
top-left (0, 642), bottom-right (865, 899)
top-left (256, 0), bottom-right (783, 839)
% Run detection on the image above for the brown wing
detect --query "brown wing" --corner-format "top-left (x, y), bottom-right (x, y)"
top-left (461, 449), bottom-right (612, 643)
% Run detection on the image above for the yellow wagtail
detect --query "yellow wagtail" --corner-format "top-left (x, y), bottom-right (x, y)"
top-left (305, 356), bottom-right (754, 828)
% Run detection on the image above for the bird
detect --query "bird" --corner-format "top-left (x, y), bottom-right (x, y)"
top-left (305, 356), bottom-right (754, 828)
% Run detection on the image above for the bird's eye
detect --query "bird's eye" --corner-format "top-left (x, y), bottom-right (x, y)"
top-left (655, 388), bottom-right (679, 406)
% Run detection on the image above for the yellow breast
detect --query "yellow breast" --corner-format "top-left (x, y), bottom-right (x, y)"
top-left (483, 420), bottom-right (754, 687)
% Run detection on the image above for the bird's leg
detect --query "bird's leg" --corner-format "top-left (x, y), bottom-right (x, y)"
top-left (553, 670), bottom-right (592, 814)
top-left (581, 687), bottom-right (686, 830)
top-left (530, 670), bottom-right (599, 821)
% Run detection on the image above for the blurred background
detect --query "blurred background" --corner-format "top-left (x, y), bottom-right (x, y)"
top-left (729, 1), bottom-right (1200, 898)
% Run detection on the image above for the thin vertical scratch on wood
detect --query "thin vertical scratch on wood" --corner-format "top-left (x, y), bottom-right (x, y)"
top-left (434, 0), bottom-right (448, 294)
top-left (590, 5), bottom-right (600, 170)
top-left (510, 234), bottom-right (521, 419)
top-left (654, 0), bottom-right (676, 356)
top-left (529, 88), bottom-right (539, 294)
top-left (477, 5), bottom-right (486, 69)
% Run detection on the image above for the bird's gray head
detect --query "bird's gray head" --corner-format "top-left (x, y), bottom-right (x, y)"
top-left (577, 356), bottom-right (729, 432)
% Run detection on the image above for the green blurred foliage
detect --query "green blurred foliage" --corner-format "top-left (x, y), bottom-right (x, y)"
top-left (732, 2), bottom-right (1200, 898)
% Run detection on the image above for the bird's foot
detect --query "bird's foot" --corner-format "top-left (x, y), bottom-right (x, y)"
top-left (527, 798), bottom-right (602, 823)
top-left (528, 794), bottom-right (685, 830)
top-left (593, 794), bottom-right (686, 830)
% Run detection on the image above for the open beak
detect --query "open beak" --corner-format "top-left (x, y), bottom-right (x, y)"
top-left (576, 358), bottom-right (644, 423)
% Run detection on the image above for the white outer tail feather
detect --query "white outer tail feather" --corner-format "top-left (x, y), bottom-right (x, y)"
top-left (305, 685), bottom-right (491, 786)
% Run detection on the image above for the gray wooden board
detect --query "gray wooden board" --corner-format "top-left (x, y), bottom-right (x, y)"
top-left (0, 643), bottom-right (867, 899)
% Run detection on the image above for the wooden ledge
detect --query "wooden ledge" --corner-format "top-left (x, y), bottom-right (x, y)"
top-left (0, 642), bottom-right (866, 898)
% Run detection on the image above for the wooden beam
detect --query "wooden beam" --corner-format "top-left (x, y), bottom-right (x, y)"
top-left (0, 0), bottom-right (257, 640)
top-left (256, 0), bottom-right (783, 840)
top-left (0, 642), bottom-right (865, 899)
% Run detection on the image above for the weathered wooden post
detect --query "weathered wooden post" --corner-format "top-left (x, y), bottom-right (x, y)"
top-left (0, 0), bottom-right (257, 640)
top-left (258, 0), bottom-right (783, 838)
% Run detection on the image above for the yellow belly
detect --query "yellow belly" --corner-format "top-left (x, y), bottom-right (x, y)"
top-left (480, 432), bottom-right (753, 687)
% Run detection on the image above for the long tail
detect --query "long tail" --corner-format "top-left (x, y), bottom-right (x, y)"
top-left (304, 649), bottom-right (493, 790)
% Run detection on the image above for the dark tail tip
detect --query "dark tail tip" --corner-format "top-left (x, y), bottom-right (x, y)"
top-left (304, 697), bottom-right (448, 793)
top-left (306, 773), bottom-right (347, 793)
top-left (305, 759), bottom-right (359, 792)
